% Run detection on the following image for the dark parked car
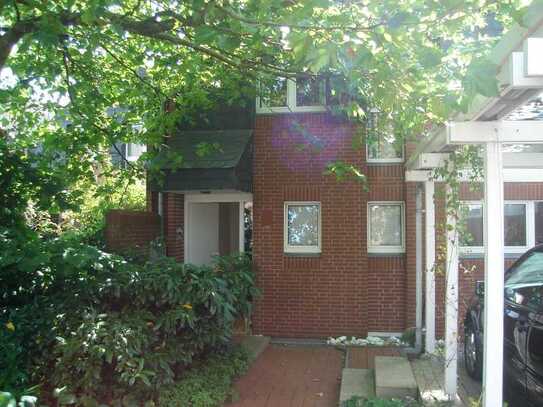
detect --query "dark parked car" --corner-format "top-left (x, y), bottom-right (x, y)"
top-left (464, 245), bottom-right (543, 406)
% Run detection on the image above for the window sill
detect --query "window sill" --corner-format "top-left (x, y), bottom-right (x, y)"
top-left (460, 252), bottom-right (523, 260)
top-left (368, 252), bottom-right (406, 258)
top-left (366, 161), bottom-right (404, 166)
top-left (284, 252), bottom-right (321, 257)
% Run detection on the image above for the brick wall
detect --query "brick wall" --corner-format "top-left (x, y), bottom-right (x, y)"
top-left (105, 210), bottom-right (161, 254)
top-left (163, 192), bottom-right (184, 262)
top-left (252, 112), bottom-right (417, 338)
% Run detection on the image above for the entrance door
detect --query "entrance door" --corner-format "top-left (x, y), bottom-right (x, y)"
top-left (185, 194), bottom-right (252, 266)
top-left (188, 202), bottom-right (219, 265)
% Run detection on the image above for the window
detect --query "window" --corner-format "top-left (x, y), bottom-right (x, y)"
top-left (460, 201), bottom-right (540, 255)
top-left (505, 203), bottom-right (527, 247)
top-left (126, 143), bottom-right (146, 161)
top-left (258, 77), bottom-right (288, 109)
top-left (459, 204), bottom-right (484, 247)
top-left (505, 251), bottom-right (543, 311)
top-left (296, 76), bottom-right (326, 107)
top-left (366, 112), bottom-right (403, 163)
top-left (284, 202), bottom-right (321, 253)
top-left (368, 202), bottom-right (405, 253)
top-left (256, 77), bottom-right (326, 113)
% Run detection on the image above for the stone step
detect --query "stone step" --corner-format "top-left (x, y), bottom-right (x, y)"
top-left (374, 356), bottom-right (418, 399)
top-left (339, 368), bottom-right (375, 403)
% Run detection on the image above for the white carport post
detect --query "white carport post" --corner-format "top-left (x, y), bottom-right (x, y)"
top-left (482, 141), bottom-right (505, 407)
top-left (424, 181), bottom-right (436, 354)
top-left (444, 182), bottom-right (459, 399)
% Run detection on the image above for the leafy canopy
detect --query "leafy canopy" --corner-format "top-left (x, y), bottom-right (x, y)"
top-left (0, 0), bottom-right (529, 187)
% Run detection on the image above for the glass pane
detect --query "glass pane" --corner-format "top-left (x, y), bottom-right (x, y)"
top-left (460, 204), bottom-right (484, 247)
top-left (504, 204), bottom-right (526, 246)
top-left (287, 204), bottom-right (319, 246)
top-left (367, 113), bottom-right (402, 160)
top-left (260, 78), bottom-right (287, 107)
top-left (536, 202), bottom-right (543, 245)
top-left (505, 251), bottom-right (543, 311)
top-left (296, 76), bottom-right (326, 106)
top-left (369, 204), bottom-right (402, 247)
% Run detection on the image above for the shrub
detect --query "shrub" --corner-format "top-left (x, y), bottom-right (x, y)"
top-left (0, 231), bottom-right (258, 405)
top-left (158, 346), bottom-right (249, 407)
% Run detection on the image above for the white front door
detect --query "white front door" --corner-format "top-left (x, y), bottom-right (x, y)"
top-left (187, 202), bottom-right (219, 266)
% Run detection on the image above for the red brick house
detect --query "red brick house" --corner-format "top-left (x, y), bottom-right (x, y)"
top-left (145, 76), bottom-right (543, 343)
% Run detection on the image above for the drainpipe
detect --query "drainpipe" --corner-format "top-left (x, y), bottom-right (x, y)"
top-left (415, 184), bottom-right (423, 352)
top-left (158, 191), bottom-right (164, 237)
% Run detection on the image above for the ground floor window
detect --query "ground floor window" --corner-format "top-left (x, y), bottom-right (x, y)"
top-left (284, 202), bottom-right (321, 254)
top-left (460, 200), bottom-right (543, 255)
top-left (367, 201), bottom-right (405, 254)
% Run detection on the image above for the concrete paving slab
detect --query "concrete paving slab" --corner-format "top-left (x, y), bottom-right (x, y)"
top-left (339, 368), bottom-right (375, 403)
top-left (375, 356), bottom-right (418, 399)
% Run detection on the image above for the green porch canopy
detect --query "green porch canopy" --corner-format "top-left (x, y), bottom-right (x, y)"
top-left (151, 129), bottom-right (253, 192)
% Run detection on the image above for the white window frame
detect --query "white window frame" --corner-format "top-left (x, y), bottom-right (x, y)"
top-left (126, 143), bottom-right (146, 161)
top-left (284, 201), bottom-right (322, 254)
top-left (366, 138), bottom-right (404, 164)
top-left (460, 200), bottom-right (535, 255)
top-left (256, 79), bottom-right (326, 114)
top-left (367, 201), bottom-right (406, 254)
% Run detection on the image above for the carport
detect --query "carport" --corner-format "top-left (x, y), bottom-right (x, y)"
top-left (406, 4), bottom-right (543, 406)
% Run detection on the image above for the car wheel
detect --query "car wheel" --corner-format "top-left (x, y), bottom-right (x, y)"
top-left (464, 322), bottom-right (482, 381)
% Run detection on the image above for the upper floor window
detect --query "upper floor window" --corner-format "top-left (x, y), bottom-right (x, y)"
top-left (126, 143), bottom-right (147, 161)
top-left (257, 76), bottom-right (327, 114)
top-left (366, 111), bottom-right (404, 163)
top-left (460, 200), bottom-right (542, 255)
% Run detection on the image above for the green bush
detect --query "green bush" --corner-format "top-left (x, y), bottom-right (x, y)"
top-left (0, 229), bottom-right (258, 405)
top-left (158, 346), bottom-right (249, 407)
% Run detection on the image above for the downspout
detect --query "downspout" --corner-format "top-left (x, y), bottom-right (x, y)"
top-left (158, 191), bottom-right (164, 242)
top-left (415, 184), bottom-right (423, 352)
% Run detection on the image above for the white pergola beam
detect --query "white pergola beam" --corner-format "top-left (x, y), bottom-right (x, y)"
top-left (406, 168), bottom-right (543, 183)
top-left (447, 121), bottom-right (543, 144)
top-left (524, 37), bottom-right (543, 77)
top-left (482, 142), bottom-right (505, 407)
top-left (424, 181), bottom-right (436, 354)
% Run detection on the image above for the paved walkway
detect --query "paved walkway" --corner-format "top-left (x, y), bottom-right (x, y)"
top-left (226, 344), bottom-right (343, 407)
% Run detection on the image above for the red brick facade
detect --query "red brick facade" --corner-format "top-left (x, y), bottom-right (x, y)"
top-left (105, 210), bottom-right (160, 254)
top-left (150, 111), bottom-right (543, 340)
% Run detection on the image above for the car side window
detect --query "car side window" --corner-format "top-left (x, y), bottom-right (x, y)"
top-left (505, 251), bottom-right (543, 311)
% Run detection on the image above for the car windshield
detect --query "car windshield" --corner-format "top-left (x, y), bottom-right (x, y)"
top-left (505, 251), bottom-right (543, 311)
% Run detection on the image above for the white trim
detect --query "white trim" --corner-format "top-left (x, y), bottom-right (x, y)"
top-left (184, 192), bottom-right (252, 203)
top-left (424, 181), bottom-right (436, 354)
top-left (283, 201), bottom-right (322, 254)
top-left (460, 200), bottom-right (534, 255)
top-left (367, 201), bottom-right (406, 254)
top-left (256, 78), bottom-right (327, 114)
top-left (405, 168), bottom-right (543, 183)
top-left (444, 184), bottom-right (459, 398)
top-left (446, 121), bottom-right (543, 145)
top-left (367, 331), bottom-right (403, 338)
top-left (482, 142), bottom-right (505, 407)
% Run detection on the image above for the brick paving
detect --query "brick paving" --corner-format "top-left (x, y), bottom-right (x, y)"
top-left (226, 344), bottom-right (343, 407)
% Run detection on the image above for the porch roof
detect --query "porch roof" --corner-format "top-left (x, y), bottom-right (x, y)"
top-left (151, 129), bottom-right (253, 192)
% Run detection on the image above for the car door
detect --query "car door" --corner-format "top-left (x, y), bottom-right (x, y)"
top-left (525, 294), bottom-right (543, 405)
top-left (504, 250), bottom-right (543, 406)
top-left (503, 293), bottom-right (529, 399)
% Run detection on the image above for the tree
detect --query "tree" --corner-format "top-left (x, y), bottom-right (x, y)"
top-left (0, 0), bottom-right (528, 192)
